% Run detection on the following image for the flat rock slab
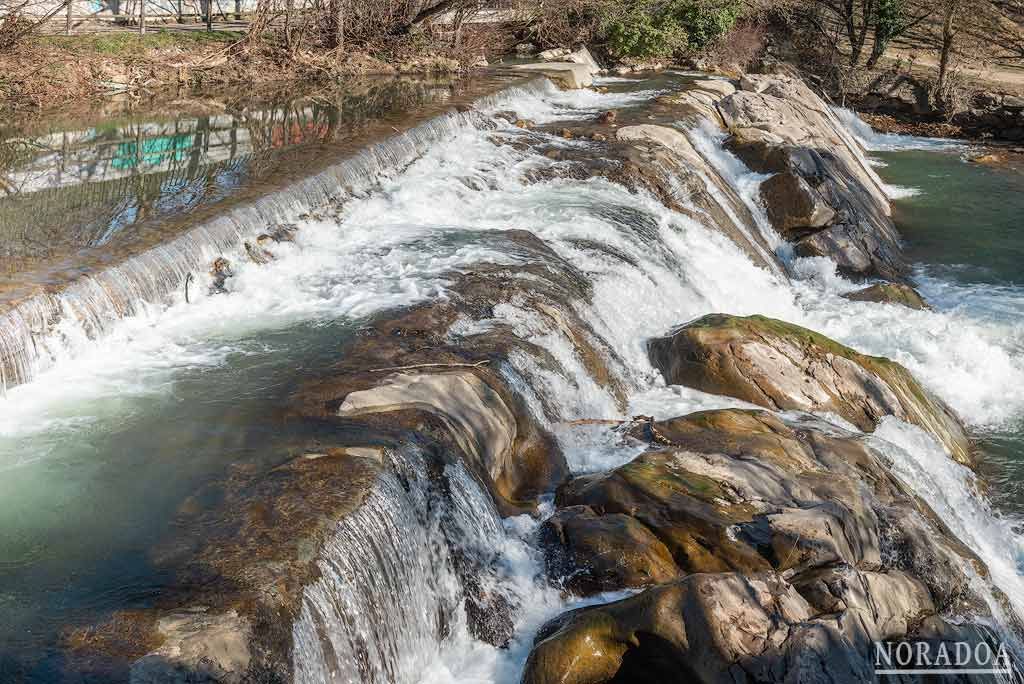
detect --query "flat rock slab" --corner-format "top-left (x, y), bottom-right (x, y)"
top-left (511, 62), bottom-right (596, 89)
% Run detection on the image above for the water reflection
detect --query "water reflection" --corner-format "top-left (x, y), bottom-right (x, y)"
top-left (0, 77), bottom-right (462, 271)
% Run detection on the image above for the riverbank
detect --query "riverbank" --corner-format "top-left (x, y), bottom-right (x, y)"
top-left (0, 29), bottom-right (495, 118)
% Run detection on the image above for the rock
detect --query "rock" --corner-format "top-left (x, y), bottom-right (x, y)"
top-left (614, 125), bottom-right (782, 274)
top-left (842, 282), bottom-right (930, 310)
top-left (524, 409), bottom-right (988, 684)
top-left (514, 119), bottom-right (534, 129)
top-left (725, 75), bottom-right (891, 213)
top-left (658, 89), bottom-right (726, 127)
top-left (597, 110), bottom-right (616, 124)
top-left (613, 64), bottom-right (634, 76)
top-left (538, 47), bottom-right (570, 61)
top-left (690, 78), bottom-right (736, 99)
top-left (540, 505), bottom-right (678, 595)
top-left (1003, 95), bottom-right (1024, 110)
top-left (564, 46), bottom-right (601, 72)
top-left (471, 55), bottom-right (488, 68)
top-left (729, 132), bottom-right (906, 279)
top-left (559, 128), bottom-right (574, 139)
top-left (555, 447), bottom-right (770, 575)
top-left (515, 42), bottom-right (537, 55)
top-left (208, 257), bottom-right (233, 295)
top-left (130, 610), bottom-right (251, 684)
top-left (560, 410), bottom-right (976, 591)
top-left (759, 170), bottom-right (835, 238)
top-left (462, 576), bottom-right (516, 648)
top-left (590, 132), bottom-right (607, 142)
top-left (647, 314), bottom-right (974, 466)
top-left (521, 573), bottom-right (891, 684)
top-left (511, 62), bottom-right (597, 89)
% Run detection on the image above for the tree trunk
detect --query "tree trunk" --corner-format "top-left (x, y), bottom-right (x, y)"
top-left (65, 0), bottom-right (72, 35)
top-left (866, 28), bottom-right (887, 68)
top-left (327, 0), bottom-right (344, 48)
top-left (401, 0), bottom-right (459, 34)
top-left (139, 0), bottom-right (145, 35)
top-left (842, 0), bottom-right (858, 64)
top-left (937, 2), bottom-right (957, 97)
top-left (285, 0), bottom-right (293, 50)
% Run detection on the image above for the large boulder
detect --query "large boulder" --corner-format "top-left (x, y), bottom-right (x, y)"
top-left (521, 571), bottom-right (940, 684)
top-left (647, 314), bottom-right (973, 467)
top-left (724, 74), bottom-right (890, 212)
top-left (525, 409), bottom-right (991, 684)
top-left (684, 74), bottom-right (908, 279)
top-left (543, 410), bottom-right (980, 605)
top-left (729, 133), bottom-right (906, 279)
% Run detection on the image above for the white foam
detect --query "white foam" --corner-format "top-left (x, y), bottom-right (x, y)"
top-left (832, 106), bottom-right (961, 152)
top-left (883, 183), bottom-right (922, 199)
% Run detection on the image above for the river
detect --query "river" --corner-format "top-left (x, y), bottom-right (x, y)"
top-left (1, 73), bottom-right (1023, 682)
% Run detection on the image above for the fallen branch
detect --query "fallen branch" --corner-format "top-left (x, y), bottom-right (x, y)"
top-left (368, 359), bottom-right (490, 373)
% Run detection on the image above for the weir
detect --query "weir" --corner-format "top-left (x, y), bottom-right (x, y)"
top-left (0, 78), bottom-right (548, 393)
top-left (3, 70), bottom-right (1024, 683)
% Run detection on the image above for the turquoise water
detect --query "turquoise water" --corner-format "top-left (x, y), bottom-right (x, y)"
top-left (876, 149), bottom-right (1024, 512)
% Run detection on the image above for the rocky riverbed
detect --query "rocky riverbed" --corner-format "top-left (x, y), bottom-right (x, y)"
top-left (4, 60), bottom-right (1023, 684)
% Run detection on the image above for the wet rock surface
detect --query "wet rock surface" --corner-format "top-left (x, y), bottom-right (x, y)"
top-left (842, 282), bottom-right (930, 310)
top-left (525, 409), bottom-right (993, 684)
top-left (648, 314), bottom-right (974, 466)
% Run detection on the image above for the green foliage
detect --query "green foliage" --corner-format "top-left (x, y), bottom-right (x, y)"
top-left (603, 6), bottom-right (687, 59)
top-left (599, 0), bottom-right (743, 59)
top-left (667, 0), bottom-right (741, 48)
top-left (874, 0), bottom-right (909, 43)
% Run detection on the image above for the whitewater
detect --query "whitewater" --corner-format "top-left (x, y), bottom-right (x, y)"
top-left (2, 75), bottom-right (1023, 681)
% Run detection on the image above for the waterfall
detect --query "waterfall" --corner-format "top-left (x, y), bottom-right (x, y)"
top-left (4, 72), bottom-right (1024, 681)
top-left (292, 447), bottom-right (523, 684)
top-left (0, 79), bottom-right (553, 394)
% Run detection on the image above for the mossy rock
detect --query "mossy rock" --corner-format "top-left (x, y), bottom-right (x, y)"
top-left (648, 314), bottom-right (973, 467)
top-left (842, 282), bottom-right (930, 310)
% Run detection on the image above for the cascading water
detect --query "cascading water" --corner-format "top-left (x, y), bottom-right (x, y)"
top-left (4, 73), bottom-right (1024, 681)
top-left (0, 80), bottom-right (549, 393)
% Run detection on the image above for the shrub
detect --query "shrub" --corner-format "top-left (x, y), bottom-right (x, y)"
top-left (668, 0), bottom-right (742, 48)
top-left (597, 0), bottom-right (743, 60)
top-left (603, 6), bottom-right (688, 59)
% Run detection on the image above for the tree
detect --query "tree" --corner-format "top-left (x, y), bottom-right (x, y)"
top-left (936, 0), bottom-right (956, 96)
top-left (865, 0), bottom-right (931, 67)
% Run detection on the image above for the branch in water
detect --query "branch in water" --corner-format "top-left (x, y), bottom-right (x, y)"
top-left (368, 360), bottom-right (490, 373)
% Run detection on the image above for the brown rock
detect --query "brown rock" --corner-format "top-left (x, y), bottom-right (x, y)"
top-left (647, 314), bottom-right (973, 467)
top-left (842, 282), bottom-right (930, 310)
top-left (759, 170), bottom-right (835, 237)
top-left (540, 505), bottom-right (679, 595)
